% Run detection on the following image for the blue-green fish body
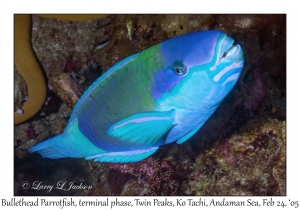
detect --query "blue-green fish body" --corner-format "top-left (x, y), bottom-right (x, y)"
top-left (29, 30), bottom-right (244, 163)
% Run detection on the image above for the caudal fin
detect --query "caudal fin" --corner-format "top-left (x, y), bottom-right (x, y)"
top-left (29, 134), bottom-right (73, 158)
top-left (28, 118), bottom-right (159, 163)
top-left (28, 119), bottom-right (106, 159)
top-left (28, 133), bottom-right (94, 158)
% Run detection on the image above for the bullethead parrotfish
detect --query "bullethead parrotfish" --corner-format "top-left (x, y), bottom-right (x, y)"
top-left (29, 30), bottom-right (244, 163)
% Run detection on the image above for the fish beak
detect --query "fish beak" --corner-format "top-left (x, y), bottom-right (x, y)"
top-left (219, 36), bottom-right (244, 63)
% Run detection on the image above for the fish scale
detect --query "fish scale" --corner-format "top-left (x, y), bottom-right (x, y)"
top-left (79, 53), bottom-right (158, 151)
top-left (29, 30), bottom-right (244, 163)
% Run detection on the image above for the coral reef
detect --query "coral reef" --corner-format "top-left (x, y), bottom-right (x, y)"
top-left (14, 14), bottom-right (286, 196)
top-left (181, 117), bottom-right (286, 195)
top-left (109, 157), bottom-right (178, 195)
top-left (30, 15), bottom-right (111, 107)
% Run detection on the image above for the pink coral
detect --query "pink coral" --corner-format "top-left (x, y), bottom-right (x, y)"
top-left (26, 125), bottom-right (39, 139)
top-left (109, 157), bottom-right (176, 195)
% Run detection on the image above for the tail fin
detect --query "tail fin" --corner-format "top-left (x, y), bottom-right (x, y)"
top-left (28, 119), bottom-right (105, 159)
top-left (28, 134), bottom-right (80, 158)
top-left (28, 118), bottom-right (159, 163)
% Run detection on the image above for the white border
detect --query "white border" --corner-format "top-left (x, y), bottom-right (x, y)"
top-left (2, 1), bottom-right (298, 209)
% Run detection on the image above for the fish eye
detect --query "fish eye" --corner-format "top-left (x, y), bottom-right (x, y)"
top-left (173, 62), bottom-right (188, 76)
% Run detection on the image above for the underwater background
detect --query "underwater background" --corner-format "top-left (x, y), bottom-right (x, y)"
top-left (14, 14), bottom-right (286, 196)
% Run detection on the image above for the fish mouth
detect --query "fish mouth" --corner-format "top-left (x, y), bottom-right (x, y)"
top-left (221, 44), bottom-right (239, 58)
top-left (209, 35), bottom-right (245, 84)
top-left (219, 36), bottom-right (244, 63)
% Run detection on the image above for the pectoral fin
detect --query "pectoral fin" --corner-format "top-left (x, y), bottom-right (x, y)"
top-left (108, 110), bottom-right (176, 147)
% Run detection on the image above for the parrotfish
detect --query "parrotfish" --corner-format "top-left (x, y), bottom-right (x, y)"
top-left (29, 30), bottom-right (244, 163)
